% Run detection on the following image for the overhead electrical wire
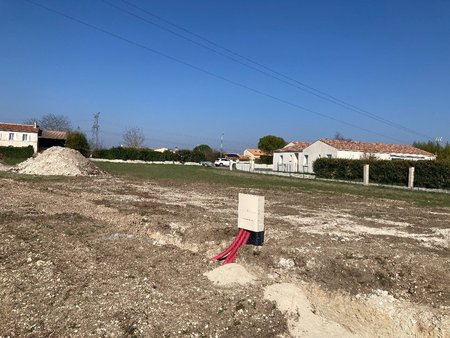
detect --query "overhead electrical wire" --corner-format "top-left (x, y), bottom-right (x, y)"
top-left (111, 0), bottom-right (433, 141)
top-left (23, 0), bottom-right (407, 143)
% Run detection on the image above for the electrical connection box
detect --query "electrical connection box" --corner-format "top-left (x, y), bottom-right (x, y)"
top-left (238, 193), bottom-right (265, 232)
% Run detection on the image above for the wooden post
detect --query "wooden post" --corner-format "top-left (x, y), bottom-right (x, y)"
top-left (408, 167), bottom-right (415, 189)
top-left (363, 164), bottom-right (369, 186)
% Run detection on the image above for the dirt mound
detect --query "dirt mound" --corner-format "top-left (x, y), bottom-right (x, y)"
top-left (12, 147), bottom-right (106, 176)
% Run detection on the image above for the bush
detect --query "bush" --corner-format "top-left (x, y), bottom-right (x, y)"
top-left (66, 131), bottom-right (90, 157)
top-left (92, 147), bottom-right (178, 162)
top-left (313, 158), bottom-right (450, 189)
top-left (0, 145), bottom-right (34, 159)
top-left (259, 155), bottom-right (273, 165)
top-left (415, 161), bottom-right (450, 189)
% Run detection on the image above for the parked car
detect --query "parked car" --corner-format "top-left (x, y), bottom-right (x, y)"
top-left (199, 161), bottom-right (213, 167)
top-left (214, 158), bottom-right (230, 167)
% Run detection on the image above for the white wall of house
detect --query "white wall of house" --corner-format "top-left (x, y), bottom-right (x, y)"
top-left (302, 141), bottom-right (338, 173)
top-left (388, 153), bottom-right (435, 161)
top-left (335, 150), bottom-right (434, 161)
top-left (303, 141), bottom-right (436, 173)
top-left (0, 131), bottom-right (38, 152)
top-left (273, 152), bottom-right (303, 172)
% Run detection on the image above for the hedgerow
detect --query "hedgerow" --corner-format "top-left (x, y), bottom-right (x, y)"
top-left (91, 147), bottom-right (206, 163)
top-left (313, 158), bottom-right (450, 189)
top-left (0, 146), bottom-right (34, 159)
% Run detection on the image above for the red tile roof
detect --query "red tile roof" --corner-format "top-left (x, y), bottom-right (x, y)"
top-left (40, 130), bottom-right (67, 140)
top-left (276, 141), bottom-right (310, 152)
top-left (0, 123), bottom-right (38, 133)
top-left (245, 149), bottom-right (267, 156)
top-left (319, 139), bottom-right (434, 156)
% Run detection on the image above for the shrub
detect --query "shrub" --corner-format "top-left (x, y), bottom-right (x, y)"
top-left (314, 158), bottom-right (450, 189)
top-left (92, 147), bottom-right (179, 162)
top-left (66, 131), bottom-right (90, 157)
top-left (0, 145), bottom-right (34, 159)
top-left (259, 155), bottom-right (273, 165)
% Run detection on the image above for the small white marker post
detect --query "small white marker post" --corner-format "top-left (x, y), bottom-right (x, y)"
top-left (212, 193), bottom-right (265, 264)
top-left (408, 167), bottom-right (415, 189)
top-left (363, 164), bottom-right (370, 186)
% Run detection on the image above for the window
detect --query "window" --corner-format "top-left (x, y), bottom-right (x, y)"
top-left (8, 133), bottom-right (14, 140)
top-left (22, 134), bottom-right (28, 141)
top-left (327, 154), bottom-right (332, 158)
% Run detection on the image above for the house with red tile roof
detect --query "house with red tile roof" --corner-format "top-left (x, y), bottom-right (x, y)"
top-left (0, 122), bottom-right (40, 152)
top-left (243, 148), bottom-right (267, 160)
top-left (0, 122), bottom-right (67, 153)
top-left (302, 139), bottom-right (436, 173)
top-left (273, 141), bottom-right (310, 172)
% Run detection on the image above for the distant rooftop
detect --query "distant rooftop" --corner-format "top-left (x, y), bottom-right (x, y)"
top-left (0, 122), bottom-right (38, 133)
top-left (319, 138), bottom-right (434, 156)
top-left (276, 141), bottom-right (310, 152)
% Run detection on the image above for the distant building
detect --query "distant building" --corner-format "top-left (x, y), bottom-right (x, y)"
top-left (0, 122), bottom-right (67, 153)
top-left (225, 153), bottom-right (240, 159)
top-left (273, 141), bottom-right (310, 172)
top-left (302, 139), bottom-right (436, 173)
top-left (273, 138), bottom-right (436, 173)
top-left (39, 129), bottom-right (67, 150)
top-left (154, 147), bottom-right (170, 153)
top-left (243, 148), bottom-right (267, 160)
top-left (0, 122), bottom-right (39, 152)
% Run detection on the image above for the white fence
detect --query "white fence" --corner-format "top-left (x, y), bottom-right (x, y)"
top-left (236, 162), bottom-right (271, 172)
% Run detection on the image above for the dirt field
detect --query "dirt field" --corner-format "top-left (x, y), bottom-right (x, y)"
top-left (1, 167), bottom-right (449, 337)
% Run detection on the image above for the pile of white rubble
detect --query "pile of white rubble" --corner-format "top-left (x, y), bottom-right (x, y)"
top-left (12, 147), bottom-right (106, 176)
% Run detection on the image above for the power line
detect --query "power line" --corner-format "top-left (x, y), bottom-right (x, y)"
top-left (22, 0), bottom-right (406, 143)
top-left (112, 0), bottom-right (433, 140)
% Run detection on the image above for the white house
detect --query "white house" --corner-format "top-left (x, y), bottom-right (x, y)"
top-left (243, 148), bottom-right (267, 160)
top-left (0, 122), bottom-right (39, 152)
top-left (302, 139), bottom-right (436, 173)
top-left (273, 141), bottom-right (310, 172)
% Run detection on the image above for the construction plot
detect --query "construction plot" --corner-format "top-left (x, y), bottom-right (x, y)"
top-left (0, 163), bottom-right (449, 337)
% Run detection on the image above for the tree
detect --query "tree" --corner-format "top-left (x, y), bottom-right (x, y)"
top-left (192, 144), bottom-right (218, 161)
top-left (66, 131), bottom-right (90, 157)
top-left (23, 114), bottom-right (72, 131)
top-left (334, 132), bottom-right (352, 141)
top-left (258, 135), bottom-right (287, 154)
top-left (413, 140), bottom-right (450, 161)
top-left (193, 144), bottom-right (212, 154)
top-left (123, 127), bottom-right (145, 148)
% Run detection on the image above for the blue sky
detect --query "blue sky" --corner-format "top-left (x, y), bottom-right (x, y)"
top-left (1, 0), bottom-right (449, 152)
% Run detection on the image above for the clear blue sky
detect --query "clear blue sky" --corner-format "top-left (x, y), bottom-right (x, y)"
top-left (1, 0), bottom-right (449, 152)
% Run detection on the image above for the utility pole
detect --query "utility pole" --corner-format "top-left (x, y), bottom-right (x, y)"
top-left (92, 112), bottom-right (100, 150)
top-left (220, 133), bottom-right (224, 158)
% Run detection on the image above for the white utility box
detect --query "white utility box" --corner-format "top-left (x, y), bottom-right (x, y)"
top-left (238, 193), bottom-right (265, 232)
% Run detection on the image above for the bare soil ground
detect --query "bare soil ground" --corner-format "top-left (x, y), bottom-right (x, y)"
top-left (1, 173), bottom-right (449, 337)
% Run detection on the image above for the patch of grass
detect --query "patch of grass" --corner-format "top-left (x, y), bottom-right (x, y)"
top-left (95, 162), bottom-right (450, 208)
top-left (0, 171), bottom-right (73, 183)
top-left (2, 157), bottom-right (28, 165)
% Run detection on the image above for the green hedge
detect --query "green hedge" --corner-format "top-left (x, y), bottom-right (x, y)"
top-left (313, 158), bottom-right (450, 189)
top-left (91, 147), bottom-right (206, 163)
top-left (258, 155), bottom-right (273, 165)
top-left (0, 146), bottom-right (34, 159)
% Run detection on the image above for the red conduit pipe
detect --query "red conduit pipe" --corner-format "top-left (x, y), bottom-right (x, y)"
top-left (223, 229), bottom-right (250, 265)
top-left (211, 228), bottom-right (245, 261)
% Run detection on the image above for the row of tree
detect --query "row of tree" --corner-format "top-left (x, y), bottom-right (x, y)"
top-left (23, 115), bottom-right (449, 162)
top-left (413, 141), bottom-right (450, 161)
